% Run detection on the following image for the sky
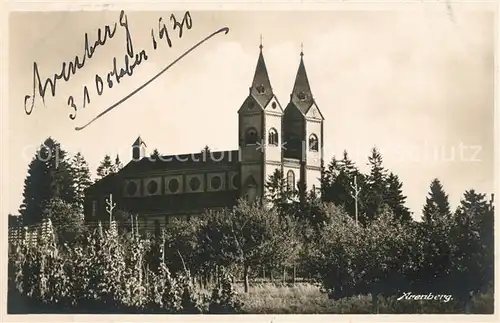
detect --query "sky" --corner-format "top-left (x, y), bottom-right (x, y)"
top-left (7, 9), bottom-right (494, 219)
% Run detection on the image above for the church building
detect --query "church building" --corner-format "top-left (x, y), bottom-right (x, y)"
top-left (84, 43), bottom-right (325, 233)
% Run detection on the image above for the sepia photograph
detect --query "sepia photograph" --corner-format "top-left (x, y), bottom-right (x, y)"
top-left (5, 5), bottom-right (496, 316)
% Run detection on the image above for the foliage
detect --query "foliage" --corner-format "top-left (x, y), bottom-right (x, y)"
top-left (20, 138), bottom-right (76, 225)
top-left (362, 147), bottom-right (388, 223)
top-left (308, 204), bottom-right (362, 300)
top-left (70, 152), bottom-right (93, 210)
top-left (422, 178), bottom-right (452, 223)
top-left (448, 190), bottom-right (494, 308)
top-left (384, 172), bottom-right (411, 222)
top-left (96, 154), bottom-right (122, 180)
top-left (198, 199), bottom-right (301, 293)
top-left (209, 269), bottom-right (244, 313)
top-left (8, 225), bottom-right (241, 314)
top-left (43, 198), bottom-right (87, 246)
top-left (163, 217), bottom-right (203, 275)
top-left (264, 169), bottom-right (298, 217)
top-left (150, 149), bottom-right (161, 160)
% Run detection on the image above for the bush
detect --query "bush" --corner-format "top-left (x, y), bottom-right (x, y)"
top-left (8, 225), bottom-right (242, 314)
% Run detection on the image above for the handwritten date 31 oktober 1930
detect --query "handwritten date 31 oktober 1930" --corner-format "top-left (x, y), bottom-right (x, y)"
top-left (23, 11), bottom-right (195, 124)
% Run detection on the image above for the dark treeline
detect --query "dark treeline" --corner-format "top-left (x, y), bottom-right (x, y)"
top-left (9, 137), bottom-right (495, 314)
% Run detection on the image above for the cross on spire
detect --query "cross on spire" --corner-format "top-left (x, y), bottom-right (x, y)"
top-left (300, 42), bottom-right (304, 57)
top-left (259, 34), bottom-right (263, 50)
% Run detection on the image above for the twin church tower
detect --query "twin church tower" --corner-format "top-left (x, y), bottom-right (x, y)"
top-left (237, 42), bottom-right (325, 202)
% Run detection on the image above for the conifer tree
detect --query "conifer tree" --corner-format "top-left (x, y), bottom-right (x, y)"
top-left (71, 152), bottom-right (92, 210)
top-left (384, 172), bottom-right (411, 222)
top-left (264, 169), bottom-right (297, 217)
top-left (19, 137), bottom-right (76, 225)
top-left (96, 155), bottom-right (116, 179)
top-left (450, 190), bottom-right (493, 310)
top-left (321, 156), bottom-right (340, 202)
top-left (363, 147), bottom-right (387, 223)
top-left (422, 178), bottom-right (451, 223)
top-left (113, 154), bottom-right (123, 172)
top-left (150, 149), bottom-right (161, 160)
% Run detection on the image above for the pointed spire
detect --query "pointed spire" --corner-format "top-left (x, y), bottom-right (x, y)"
top-left (249, 38), bottom-right (273, 107)
top-left (133, 136), bottom-right (147, 147)
top-left (290, 44), bottom-right (313, 113)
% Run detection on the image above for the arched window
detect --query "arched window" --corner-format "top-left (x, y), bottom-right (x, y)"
top-left (286, 170), bottom-right (295, 192)
top-left (245, 127), bottom-right (259, 146)
top-left (244, 176), bottom-right (257, 201)
top-left (268, 128), bottom-right (279, 146)
top-left (309, 134), bottom-right (319, 152)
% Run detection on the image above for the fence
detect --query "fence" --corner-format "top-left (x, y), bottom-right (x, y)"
top-left (8, 218), bottom-right (56, 251)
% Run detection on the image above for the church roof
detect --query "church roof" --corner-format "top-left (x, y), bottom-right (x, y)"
top-left (249, 45), bottom-right (274, 108)
top-left (121, 149), bottom-right (240, 173)
top-left (289, 51), bottom-right (315, 115)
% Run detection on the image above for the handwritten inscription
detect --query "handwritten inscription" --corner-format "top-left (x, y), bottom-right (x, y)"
top-left (23, 11), bottom-right (229, 131)
top-left (24, 22), bottom-right (117, 115)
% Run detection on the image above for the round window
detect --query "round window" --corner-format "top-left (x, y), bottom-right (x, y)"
top-left (127, 181), bottom-right (138, 196)
top-left (272, 102), bottom-right (277, 109)
top-left (168, 178), bottom-right (179, 193)
top-left (232, 174), bottom-right (240, 189)
top-left (147, 180), bottom-right (158, 194)
top-left (190, 177), bottom-right (201, 191)
top-left (211, 176), bottom-right (222, 190)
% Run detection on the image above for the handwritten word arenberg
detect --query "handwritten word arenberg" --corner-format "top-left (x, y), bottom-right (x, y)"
top-left (397, 292), bottom-right (453, 303)
top-left (23, 11), bottom-right (230, 131)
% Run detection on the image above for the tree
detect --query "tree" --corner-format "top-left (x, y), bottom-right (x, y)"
top-left (198, 199), bottom-right (300, 293)
top-left (71, 152), bottom-right (92, 210)
top-left (384, 172), bottom-right (411, 222)
top-left (96, 154), bottom-right (122, 179)
top-left (19, 138), bottom-right (76, 225)
top-left (422, 178), bottom-right (452, 223)
top-left (320, 156), bottom-right (339, 202)
top-left (264, 169), bottom-right (297, 217)
top-left (363, 147), bottom-right (388, 223)
top-left (321, 151), bottom-right (366, 221)
top-left (113, 154), bottom-right (123, 173)
top-left (164, 217), bottom-right (203, 275)
top-left (43, 197), bottom-right (87, 245)
top-left (150, 149), bottom-right (161, 160)
top-left (449, 189), bottom-right (493, 312)
top-left (413, 210), bottom-right (454, 295)
top-left (358, 209), bottom-right (419, 313)
top-left (309, 204), bottom-right (362, 301)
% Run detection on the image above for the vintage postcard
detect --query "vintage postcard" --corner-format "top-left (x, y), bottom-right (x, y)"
top-left (2, 1), bottom-right (498, 321)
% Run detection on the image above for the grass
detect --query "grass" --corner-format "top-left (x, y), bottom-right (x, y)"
top-left (236, 282), bottom-right (332, 314)
top-left (229, 282), bottom-right (495, 314)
